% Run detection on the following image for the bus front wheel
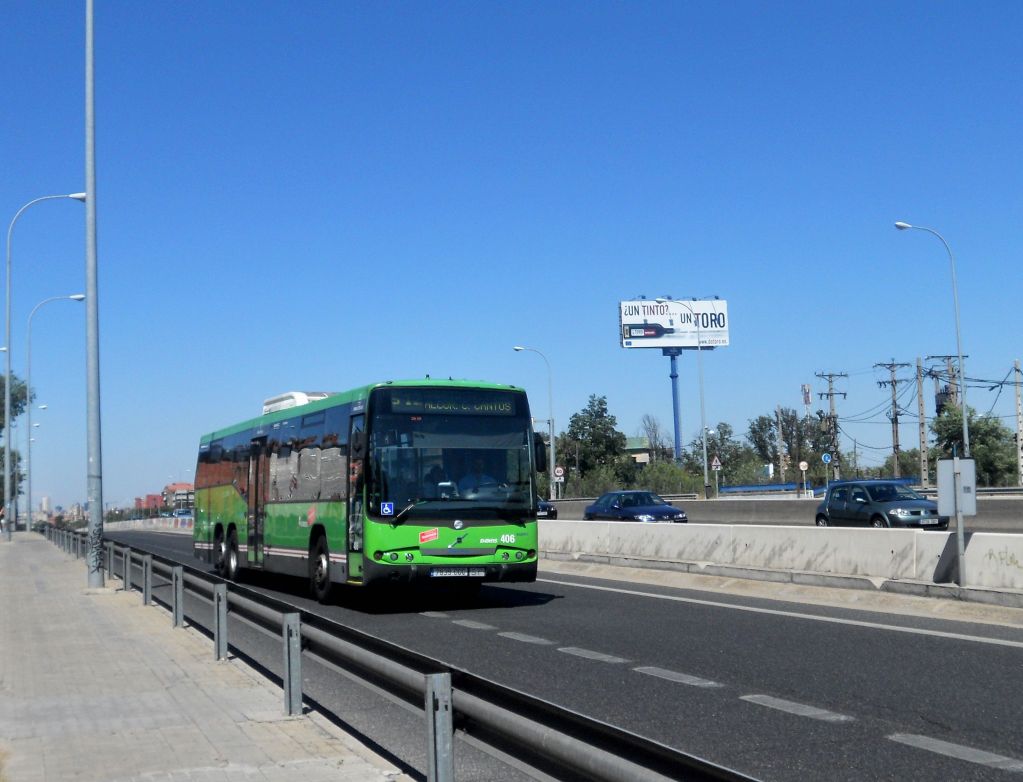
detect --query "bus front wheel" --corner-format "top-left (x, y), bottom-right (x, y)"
top-left (310, 535), bottom-right (334, 603)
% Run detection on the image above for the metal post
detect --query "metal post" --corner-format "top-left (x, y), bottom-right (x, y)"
top-left (513, 346), bottom-right (556, 500)
top-left (282, 613), bottom-right (302, 716)
top-left (425, 672), bottom-right (454, 782)
top-left (142, 554), bottom-right (152, 605)
top-left (84, 0), bottom-right (105, 588)
top-left (214, 584), bottom-right (228, 660)
top-left (1015, 359), bottom-right (1022, 487)
top-left (954, 456), bottom-right (966, 586)
top-left (917, 358), bottom-right (930, 488)
top-left (171, 566), bottom-right (184, 628)
top-left (665, 348), bottom-right (682, 462)
top-left (25, 295), bottom-right (85, 543)
top-left (106, 540), bottom-right (114, 573)
top-left (122, 547), bottom-right (132, 591)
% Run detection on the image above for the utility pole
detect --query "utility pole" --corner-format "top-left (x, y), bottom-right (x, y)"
top-left (876, 360), bottom-right (911, 477)
top-left (816, 372), bottom-right (847, 480)
top-left (917, 358), bottom-right (930, 488)
top-left (927, 354), bottom-right (966, 409)
top-left (1016, 359), bottom-right (1022, 487)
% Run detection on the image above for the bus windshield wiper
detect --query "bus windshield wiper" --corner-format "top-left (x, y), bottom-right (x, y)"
top-left (392, 499), bottom-right (428, 525)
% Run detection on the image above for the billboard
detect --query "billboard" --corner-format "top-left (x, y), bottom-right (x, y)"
top-left (619, 299), bottom-right (729, 349)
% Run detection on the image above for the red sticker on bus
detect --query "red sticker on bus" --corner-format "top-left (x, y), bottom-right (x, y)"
top-left (419, 528), bottom-right (439, 544)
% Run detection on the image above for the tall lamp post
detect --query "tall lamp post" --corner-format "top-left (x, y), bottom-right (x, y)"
top-left (5, 193), bottom-right (86, 541)
top-left (895, 221), bottom-right (970, 585)
top-left (26, 294), bottom-right (85, 527)
top-left (513, 346), bottom-right (556, 500)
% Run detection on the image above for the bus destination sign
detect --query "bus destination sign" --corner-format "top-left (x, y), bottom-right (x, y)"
top-left (386, 389), bottom-right (516, 416)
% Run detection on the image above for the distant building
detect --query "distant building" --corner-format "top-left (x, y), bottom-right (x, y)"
top-left (625, 436), bottom-right (652, 464)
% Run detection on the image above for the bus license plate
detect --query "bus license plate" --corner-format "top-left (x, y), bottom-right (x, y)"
top-left (430, 567), bottom-right (485, 578)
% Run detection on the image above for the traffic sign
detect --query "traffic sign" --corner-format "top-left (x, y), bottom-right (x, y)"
top-left (554, 466), bottom-right (565, 478)
top-left (798, 460), bottom-right (809, 472)
top-left (822, 453), bottom-right (832, 464)
top-left (710, 456), bottom-right (722, 471)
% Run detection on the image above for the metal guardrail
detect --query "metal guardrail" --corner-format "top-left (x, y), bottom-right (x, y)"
top-left (44, 525), bottom-right (755, 782)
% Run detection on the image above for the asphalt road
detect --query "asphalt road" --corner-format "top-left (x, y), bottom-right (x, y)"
top-left (110, 530), bottom-right (1023, 781)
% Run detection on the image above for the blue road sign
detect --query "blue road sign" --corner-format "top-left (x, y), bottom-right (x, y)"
top-left (822, 453), bottom-right (832, 464)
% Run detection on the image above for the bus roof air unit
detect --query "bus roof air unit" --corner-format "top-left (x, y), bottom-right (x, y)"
top-left (261, 391), bottom-right (333, 415)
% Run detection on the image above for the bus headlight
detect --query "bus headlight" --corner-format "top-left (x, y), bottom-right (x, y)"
top-left (405, 552), bottom-right (414, 561)
top-left (515, 551), bottom-right (525, 560)
top-left (389, 552), bottom-right (398, 561)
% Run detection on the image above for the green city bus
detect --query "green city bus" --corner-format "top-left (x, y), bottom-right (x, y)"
top-left (193, 379), bottom-right (546, 601)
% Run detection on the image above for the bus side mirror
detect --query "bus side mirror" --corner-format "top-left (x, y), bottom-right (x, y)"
top-left (351, 430), bottom-right (366, 459)
top-left (534, 433), bottom-right (548, 472)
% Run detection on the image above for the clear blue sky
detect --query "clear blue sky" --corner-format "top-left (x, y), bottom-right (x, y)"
top-left (2, 1), bottom-right (1021, 508)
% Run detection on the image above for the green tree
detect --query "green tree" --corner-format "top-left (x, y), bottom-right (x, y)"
top-left (0, 373), bottom-right (32, 508)
top-left (881, 448), bottom-right (924, 481)
top-left (931, 406), bottom-right (1016, 486)
top-left (562, 395), bottom-right (627, 476)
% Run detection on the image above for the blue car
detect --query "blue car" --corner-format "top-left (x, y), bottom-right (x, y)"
top-left (583, 490), bottom-right (687, 523)
top-left (537, 499), bottom-right (558, 519)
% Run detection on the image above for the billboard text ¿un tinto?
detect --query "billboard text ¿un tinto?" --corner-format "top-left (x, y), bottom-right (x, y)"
top-left (619, 299), bottom-right (729, 349)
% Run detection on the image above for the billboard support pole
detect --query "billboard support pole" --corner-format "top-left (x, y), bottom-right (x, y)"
top-left (664, 348), bottom-right (682, 463)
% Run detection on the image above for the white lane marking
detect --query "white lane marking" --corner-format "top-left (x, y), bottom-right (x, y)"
top-left (538, 578), bottom-right (1023, 649)
top-left (452, 619), bottom-right (497, 630)
top-left (558, 647), bottom-right (629, 663)
top-left (499, 631), bottom-right (554, 645)
top-left (420, 611), bottom-right (450, 619)
top-left (633, 666), bottom-right (723, 688)
top-left (889, 734), bottom-right (1023, 771)
top-left (741, 694), bottom-right (854, 723)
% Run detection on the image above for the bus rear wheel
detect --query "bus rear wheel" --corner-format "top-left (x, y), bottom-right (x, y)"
top-left (310, 535), bottom-right (334, 603)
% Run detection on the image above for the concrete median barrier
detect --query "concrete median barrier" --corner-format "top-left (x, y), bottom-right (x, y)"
top-left (539, 520), bottom-right (1023, 594)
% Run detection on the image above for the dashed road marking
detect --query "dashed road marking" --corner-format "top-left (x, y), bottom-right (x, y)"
top-left (558, 647), bottom-right (629, 663)
top-left (633, 666), bottom-right (723, 688)
top-left (452, 619), bottom-right (497, 630)
top-left (740, 694), bottom-right (854, 723)
top-left (498, 631), bottom-right (554, 645)
top-left (420, 611), bottom-right (449, 619)
top-left (889, 734), bottom-right (1023, 772)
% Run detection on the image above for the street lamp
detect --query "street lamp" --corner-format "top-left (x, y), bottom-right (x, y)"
top-left (894, 222), bottom-right (969, 457)
top-left (895, 220), bottom-right (970, 585)
top-left (513, 346), bottom-right (556, 500)
top-left (4, 192), bottom-right (85, 541)
top-left (25, 293), bottom-right (85, 528)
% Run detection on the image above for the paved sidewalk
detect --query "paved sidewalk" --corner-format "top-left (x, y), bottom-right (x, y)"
top-left (0, 532), bottom-right (412, 781)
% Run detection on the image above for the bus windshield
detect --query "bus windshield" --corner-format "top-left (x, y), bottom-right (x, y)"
top-left (366, 387), bottom-right (535, 522)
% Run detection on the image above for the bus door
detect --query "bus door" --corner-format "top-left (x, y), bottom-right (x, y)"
top-left (347, 415), bottom-right (366, 558)
top-left (247, 437), bottom-right (268, 566)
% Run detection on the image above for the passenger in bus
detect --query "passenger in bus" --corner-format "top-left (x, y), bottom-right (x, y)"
top-left (458, 458), bottom-right (498, 493)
